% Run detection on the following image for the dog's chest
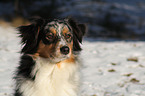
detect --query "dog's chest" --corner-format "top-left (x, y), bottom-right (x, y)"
top-left (20, 58), bottom-right (79, 96)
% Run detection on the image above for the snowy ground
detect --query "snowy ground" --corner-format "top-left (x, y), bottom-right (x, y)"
top-left (81, 39), bottom-right (145, 96)
top-left (0, 26), bottom-right (145, 96)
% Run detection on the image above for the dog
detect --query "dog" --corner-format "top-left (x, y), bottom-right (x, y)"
top-left (14, 17), bottom-right (86, 96)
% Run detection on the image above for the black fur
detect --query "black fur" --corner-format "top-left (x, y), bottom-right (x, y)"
top-left (18, 18), bottom-right (46, 54)
top-left (14, 55), bottom-right (36, 96)
top-left (15, 55), bottom-right (36, 80)
top-left (14, 89), bottom-right (22, 96)
top-left (68, 18), bottom-right (86, 51)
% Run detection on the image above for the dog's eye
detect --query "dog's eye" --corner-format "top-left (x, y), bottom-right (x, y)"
top-left (46, 33), bottom-right (54, 40)
top-left (47, 35), bottom-right (53, 39)
top-left (65, 34), bottom-right (71, 39)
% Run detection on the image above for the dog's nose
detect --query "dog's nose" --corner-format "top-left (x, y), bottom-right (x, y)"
top-left (60, 46), bottom-right (69, 55)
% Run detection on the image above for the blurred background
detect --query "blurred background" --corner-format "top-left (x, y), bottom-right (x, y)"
top-left (0, 0), bottom-right (145, 39)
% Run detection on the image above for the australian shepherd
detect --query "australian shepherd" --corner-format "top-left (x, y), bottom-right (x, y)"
top-left (14, 17), bottom-right (86, 96)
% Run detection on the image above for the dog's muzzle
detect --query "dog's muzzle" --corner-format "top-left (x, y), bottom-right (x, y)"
top-left (60, 46), bottom-right (70, 55)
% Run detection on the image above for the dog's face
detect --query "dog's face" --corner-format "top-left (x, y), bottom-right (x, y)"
top-left (19, 18), bottom-right (86, 63)
top-left (37, 21), bottom-right (74, 62)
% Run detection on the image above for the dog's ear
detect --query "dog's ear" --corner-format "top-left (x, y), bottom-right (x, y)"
top-left (68, 18), bottom-right (86, 51)
top-left (18, 17), bottom-right (45, 54)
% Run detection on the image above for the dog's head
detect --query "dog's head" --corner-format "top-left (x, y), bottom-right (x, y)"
top-left (18, 17), bottom-right (86, 62)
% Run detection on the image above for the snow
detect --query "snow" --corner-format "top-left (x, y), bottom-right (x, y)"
top-left (0, 26), bottom-right (145, 96)
top-left (0, 26), bottom-right (20, 96)
top-left (81, 39), bottom-right (145, 96)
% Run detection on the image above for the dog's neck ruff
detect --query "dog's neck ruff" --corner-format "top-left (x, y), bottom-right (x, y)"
top-left (19, 57), bottom-right (80, 96)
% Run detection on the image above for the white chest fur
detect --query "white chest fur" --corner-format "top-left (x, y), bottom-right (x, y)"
top-left (19, 57), bottom-right (80, 96)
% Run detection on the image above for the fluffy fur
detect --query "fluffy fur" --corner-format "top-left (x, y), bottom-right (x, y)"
top-left (14, 17), bottom-right (86, 96)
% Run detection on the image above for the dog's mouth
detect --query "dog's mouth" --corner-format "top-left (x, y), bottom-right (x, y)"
top-left (47, 45), bottom-right (72, 63)
top-left (48, 53), bottom-right (70, 63)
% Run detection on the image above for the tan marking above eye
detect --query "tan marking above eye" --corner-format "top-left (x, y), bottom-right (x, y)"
top-left (62, 27), bottom-right (69, 34)
top-left (50, 28), bottom-right (56, 34)
top-left (46, 28), bottom-right (57, 40)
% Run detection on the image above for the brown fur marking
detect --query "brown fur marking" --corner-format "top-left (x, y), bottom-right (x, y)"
top-left (50, 27), bottom-right (56, 34)
top-left (37, 41), bottom-right (57, 58)
top-left (56, 55), bottom-right (75, 69)
top-left (62, 27), bottom-right (69, 34)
